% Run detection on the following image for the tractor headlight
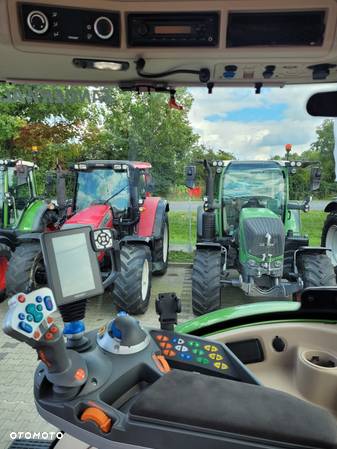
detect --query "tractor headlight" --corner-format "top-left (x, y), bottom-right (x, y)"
top-left (274, 260), bottom-right (282, 268)
top-left (248, 259), bottom-right (257, 267)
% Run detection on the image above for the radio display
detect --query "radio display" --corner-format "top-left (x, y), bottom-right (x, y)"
top-left (154, 25), bottom-right (192, 34)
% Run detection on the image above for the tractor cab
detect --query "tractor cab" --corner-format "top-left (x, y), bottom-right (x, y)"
top-left (221, 161), bottom-right (286, 235)
top-left (0, 159), bottom-right (38, 229)
top-left (71, 160), bottom-right (152, 220)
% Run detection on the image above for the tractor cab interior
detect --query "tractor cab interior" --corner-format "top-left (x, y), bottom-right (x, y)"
top-left (1, 0), bottom-right (337, 448)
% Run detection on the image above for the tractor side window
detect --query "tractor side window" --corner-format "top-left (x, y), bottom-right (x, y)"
top-left (76, 169), bottom-right (130, 212)
top-left (138, 173), bottom-right (147, 199)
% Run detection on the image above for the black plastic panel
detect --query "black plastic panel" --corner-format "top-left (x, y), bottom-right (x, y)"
top-left (127, 12), bottom-right (219, 47)
top-left (227, 11), bottom-right (326, 47)
top-left (227, 339), bottom-right (264, 364)
top-left (19, 3), bottom-right (120, 47)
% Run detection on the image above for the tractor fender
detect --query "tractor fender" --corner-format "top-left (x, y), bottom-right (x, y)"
top-left (138, 197), bottom-right (169, 238)
top-left (324, 200), bottom-right (337, 213)
top-left (121, 236), bottom-right (152, 246)
top-left (17, 200), bottom-right (49, 232)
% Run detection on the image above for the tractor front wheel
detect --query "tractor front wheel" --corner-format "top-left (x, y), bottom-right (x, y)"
top-left (0, 244), bottom-right (11, 302)
top-left (192, 249), bottom-right (221, 316)
top-left (6, 242), bottom-right (46, 297)
top-left (113, 244), bottom-right (152, 315)
top-left (321, 212), bottom-right (337, 272)
top-left (297, 253), bottom-right (336, 289)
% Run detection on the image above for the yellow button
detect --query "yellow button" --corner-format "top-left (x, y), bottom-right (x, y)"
top-left (204, 344), bottom-right (211, 351)
top-left (209, 353), bottom-right (216, 360)
top-left (214, 362), bottom-right (221, 368)
top-left (216, 354), bottom-right (223, 361)
top-left (210, 345), bottom-right (218, 352)
top-left (220, 363), bottom-right (228, 370)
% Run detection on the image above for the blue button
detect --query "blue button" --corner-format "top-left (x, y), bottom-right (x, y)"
top-left (18, 313), bottom-right (25, 320)
top-left (26, 314), bottom-right (33, 322)
top-left (185, 354), bottom-right (192, 360)
top-left (172, 337), bottom-right (178, 344)
top-left (34, 313), bottom-right (43, 323)
top-left (44, 296), bottom-right (53, 311)
top-left (117, 311), bottom-right (128, 317)
top-left (18, 321), bottom-right (33, 333)
top-left (35, 296), bottom-right (42, 303)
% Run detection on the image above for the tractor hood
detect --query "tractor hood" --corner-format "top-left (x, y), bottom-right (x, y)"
top-left (176, 288), bottom-right (337, 337)
top-left (64, 204), bottom-right (113, 230)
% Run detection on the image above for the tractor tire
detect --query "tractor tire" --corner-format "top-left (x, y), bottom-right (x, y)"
top-left (0, 244), bottom-right (11, 302)
top-left (321, 212), bottom-right (337, 272)
top-left (192, 249), bottom-right (221, 316)
top-left (113, 244), bottom-right (152, 315)
top-left (297, 253), bottom-right (336, 289)
top-left (6, 242), bottom-right (46, 297)
top-left (152, 213), bottom-right (169, 276)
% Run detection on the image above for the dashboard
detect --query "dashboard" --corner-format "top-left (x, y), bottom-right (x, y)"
top-left (1, 0), bottom-right (337, 85)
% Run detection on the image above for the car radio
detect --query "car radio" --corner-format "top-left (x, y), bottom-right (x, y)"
top-left (127, 12), bottom-right (219, 47)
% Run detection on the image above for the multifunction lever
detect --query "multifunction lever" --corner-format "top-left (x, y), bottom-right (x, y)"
top-left (3, 288), bottom-right (88, 393)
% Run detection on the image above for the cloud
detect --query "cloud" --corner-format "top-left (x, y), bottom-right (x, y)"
top-left (188, 84), bottom-right (336, 160)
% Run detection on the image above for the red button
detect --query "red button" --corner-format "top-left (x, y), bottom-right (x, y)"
top-left (18, 295), bottom-right (26, 303)
top-left (156, 335), bottom-right (164, 341)
top-left (33, 331), bottom-right (41, 339)
top-left (50, 326), bottom-right (58, 334)
top-left (45, 332), bottom-right (53, 340)
top-left (47, 317), bottom-right (53, 324)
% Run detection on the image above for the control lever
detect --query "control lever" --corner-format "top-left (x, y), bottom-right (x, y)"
top-left (3, 288), bottom-right (88, 395)
top-left (155, 293), bottom-right (181, 331)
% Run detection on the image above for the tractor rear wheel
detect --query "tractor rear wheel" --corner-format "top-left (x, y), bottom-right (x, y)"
top-left (6, 242), bottom-right (46, 296)
top-left (0, 244), bottom-right (11, 302)
top-left (192, 249), bottom-right (221, 316)
top-left (152, 213), bottom-right (169, 276)
top-left (321, 212), bottom-right (337, 272)
top-left (297, 253), bottom-right (336, 288)
top-left (113, 244), bottom-right (152, 315)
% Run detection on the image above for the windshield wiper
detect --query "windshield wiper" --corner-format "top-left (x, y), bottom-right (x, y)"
top-left (103, 184), bottom-right (128, 205)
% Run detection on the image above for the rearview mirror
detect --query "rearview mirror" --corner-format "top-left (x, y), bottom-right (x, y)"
top-left (310, 166), bottom-right (321, 191)
top-left (185, 165), bottom-right (196, 189)
top-left (307, 91), bottom-right (337, 117)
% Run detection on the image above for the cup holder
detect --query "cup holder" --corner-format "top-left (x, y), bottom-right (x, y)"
top-left (303, 350), bottom-right (337, 369)
top-left (296, 348), bottom-right (337, 412)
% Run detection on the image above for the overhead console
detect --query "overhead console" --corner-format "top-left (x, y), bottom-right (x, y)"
top-left (3, 0), bottom-right (337, 85)
top-left (19, 3), bottom-right (121, 46)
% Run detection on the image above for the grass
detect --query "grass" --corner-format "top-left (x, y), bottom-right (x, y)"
top-left (168, 210), bottom-right (327, 263)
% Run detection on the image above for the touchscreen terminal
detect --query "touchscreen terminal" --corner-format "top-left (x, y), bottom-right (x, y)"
top-left (41, 227), bottom-right (104, 306)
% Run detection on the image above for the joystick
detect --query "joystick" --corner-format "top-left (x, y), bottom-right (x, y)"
top-left (97, 312), bottom-right (150, 354)
top-left (3, 288), bottom-right (88, 397)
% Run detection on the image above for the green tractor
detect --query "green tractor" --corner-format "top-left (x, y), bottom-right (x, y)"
top-left (186, 159), bottom-right (336, 315)
top-left (0, 159), bottom-right (60, 301)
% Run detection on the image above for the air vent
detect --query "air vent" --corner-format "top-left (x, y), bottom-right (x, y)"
top-left (227, 11), bottom-right (326, 47)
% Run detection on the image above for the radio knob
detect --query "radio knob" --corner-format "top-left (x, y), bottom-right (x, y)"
top-left (94, 16), bottom-right (114, 40)
top-left (27, 10), bottom-right (49, 35)
top-left (137, 23), bottom-right (148, 36)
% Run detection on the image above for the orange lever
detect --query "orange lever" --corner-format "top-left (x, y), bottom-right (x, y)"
top-left (153, 354), bottom-right (171, 373)
top-left (80, 407), bottom-right (112, 433)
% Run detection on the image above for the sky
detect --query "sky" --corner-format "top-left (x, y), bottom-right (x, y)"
top-left (188, 83), bottom-right (336, 160)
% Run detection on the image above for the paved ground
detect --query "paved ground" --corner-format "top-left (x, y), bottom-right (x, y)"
top-left (169, 200), bottom-right (330, 212)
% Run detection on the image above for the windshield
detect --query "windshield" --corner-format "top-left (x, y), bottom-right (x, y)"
top-left (223, 163), bottom-right (285, 204)
top-left (76, 169), bottom-right (130, 212)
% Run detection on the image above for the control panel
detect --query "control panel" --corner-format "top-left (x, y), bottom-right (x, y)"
top-left (151, 330), bottom-right (242, 380)
top-left (3, 287), bottom-right (57, 341)
top-left (19, 3), bottom-right (120, 47)
top-left (127, 12), bottom-right (219, 47)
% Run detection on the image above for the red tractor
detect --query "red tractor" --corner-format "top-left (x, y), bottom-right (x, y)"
top-left (6, 160), bottom-right (169, 314)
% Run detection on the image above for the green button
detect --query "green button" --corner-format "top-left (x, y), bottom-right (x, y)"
top-left (187, 341), bottom-right (195, 347)
top-left (194, 342), bottom-right (201, 348)
top-left (196, 357), bottom-right (210, 365)
top-left (26, 304), bottom-right (35, 314)
top-left (34, 313), bottom-right (43, 323)
top-left (36, 305), bottom-right (43, 312)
